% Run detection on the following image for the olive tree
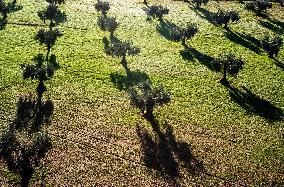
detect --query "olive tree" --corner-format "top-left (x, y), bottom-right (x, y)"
top-left (35, 29), bottom-right (62, 61)
top-left (172, 23), bottom-right (198, 46)
top-left (38, 0), bottom-right (66, 28)
top-left (21, 0), bottom-right (65, 101)
top-left (147, 5), bottom-right (169, 21)
top-left (106, 40), bottom-right (140, 68)
top-left (0, 0), bottom-right (18, 25)
top-left (261, 34), bottom-right (283, 58)
top-left (95, 0), bottom-right (110, 16)
top-left (0, 0), bottom-right (9, 22)
top-left (129, 80), bottom-right (171, 119)
top-left (214, 9), bottom-right (240, 29)
top-left (245, 0), bottom-right (272, 15)
top-left (97, 15), bottom-right (118, 36)
top-left (20, 54), bottom-right (59, 102)
top-left (212, 53), bottom-right (245, 85)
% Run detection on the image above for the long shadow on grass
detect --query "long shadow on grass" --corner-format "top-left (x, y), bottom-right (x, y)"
top-left (227, 86), bottom-right (283, 122)
top-left (136, 121), bottom-right (204, 185)
top-left (156, 20), bottom-right (181, 41)
top-left (0, 95), bottom-right (53, 187)
top-left (273, 58), bottom-right (284, 70)
top-left (258, 20), bottom-right (284, 34)
top-left (224, 29), bottom-right (262, 54)
top-left (180, 46), bottom-right (217, 71)
top-left (110, 70), bottom-right (151, 91)
top-left (190, 7), bottom-right (216, 25)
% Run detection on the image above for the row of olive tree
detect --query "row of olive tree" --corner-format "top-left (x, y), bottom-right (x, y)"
top-left (95, 1), bottom-right (171, 119)
top-left (21, 0), bottom-right (66, 103)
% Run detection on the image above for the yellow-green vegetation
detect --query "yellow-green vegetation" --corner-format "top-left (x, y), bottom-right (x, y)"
top-left (0, 0), bottom-right (283, 186)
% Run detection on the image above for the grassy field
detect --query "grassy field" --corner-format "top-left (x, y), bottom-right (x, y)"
top-left (0, 0), bottom-right (284, 186)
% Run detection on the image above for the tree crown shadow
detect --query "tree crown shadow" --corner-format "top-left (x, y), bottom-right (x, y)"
top-left (110, 69), bottom-right (151, 91)
top-left (180, 46), bottom-right (217, 71)
top-left (156, 19), bottom-right (181, 41)
top-left (228, 86), bottom-right (284, 122)
top-left (259, 20), bottom-right (284, 34)
top-left (136, 118), bottom-right (204, 184)
top-left (190, 6), bottom-right (216, 25)
top-left (224, 29), bottom-right (262, 54)
top-left (0, 95), bottom-right (53, 187)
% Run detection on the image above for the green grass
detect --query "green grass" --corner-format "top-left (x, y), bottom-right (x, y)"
top-left (0, 0), bottom-right (284, 186)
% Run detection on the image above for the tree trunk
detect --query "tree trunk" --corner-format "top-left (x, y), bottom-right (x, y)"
top-left (220, 62), bottom-right (229, 86)
top-left (121, 55), bottom-right (127, 66)
top-left (46, 45), bottom-right (51, 63)
top-left (36, 80), bottom-right (46, 106)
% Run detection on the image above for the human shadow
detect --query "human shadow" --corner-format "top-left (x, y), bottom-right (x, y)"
top-left (156, 19), bottom-right (181, 41)
top-left (259, 20), bottom-right (284, 34)
top-left (136, 121), bottom-right (204, 184)
top-left (0, 95), bottom-right (53, 187)
top-left (227, 86), bottom-right (283, 122)
top-left (110, 69), bottom-right (151, 91)
top-left (180, 46), bottom-right (217, 71)
top-left (224, 29), bottom-right (262, 54)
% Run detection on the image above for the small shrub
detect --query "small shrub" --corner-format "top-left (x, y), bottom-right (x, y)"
top-left (245, 0), bottom-right (272, 15)
top-left (193, 0), bottom-right (209, 8)
top-left (261, 35), bottom-right (283, 58)
top-left (212, 53), bottom-right (245, 85)
top-left (129, 80), bottom-right (171, 118)
top-left (172, 23), bottom-right (198, 45)
top-left (214, 9), bottom-right (240, 29)
top-left (97, 15), bottom-right (118, 35)
top-left (106, 40), bottom-right (140, 66)
top-left (95, 0), bottom-right (110, 16)
top-left (147, 5), bottom-right (169, 21)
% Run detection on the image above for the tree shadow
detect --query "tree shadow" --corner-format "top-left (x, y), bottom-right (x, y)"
top-left (180, 46), bottom-right (217, 71)
top-left (0, 19), bottom-right (7, 30)
top-left (273, 58), bottom-right (284, 70)
top-left (258, 20), bottom-right (284, 34)
top-left (0, 95), bottom-right (53, 186)
top-left (136, 121), bottom-right (204, 184)
top-left (227, 86), bottom-right (284, 122)
top-left (260, 14), bottom-right (284, 29)
top-left (156, 19), bottom-right (181, 41)
top-left (190, 6), bottom-right (216, 25)
top-left (110, 69), bottom-right (151, 91)
top-left (224, 29), bottom-right (262, 54)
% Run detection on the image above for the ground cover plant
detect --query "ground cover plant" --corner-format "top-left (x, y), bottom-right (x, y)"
top-left (0, 0), bottom-right (283, 186)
